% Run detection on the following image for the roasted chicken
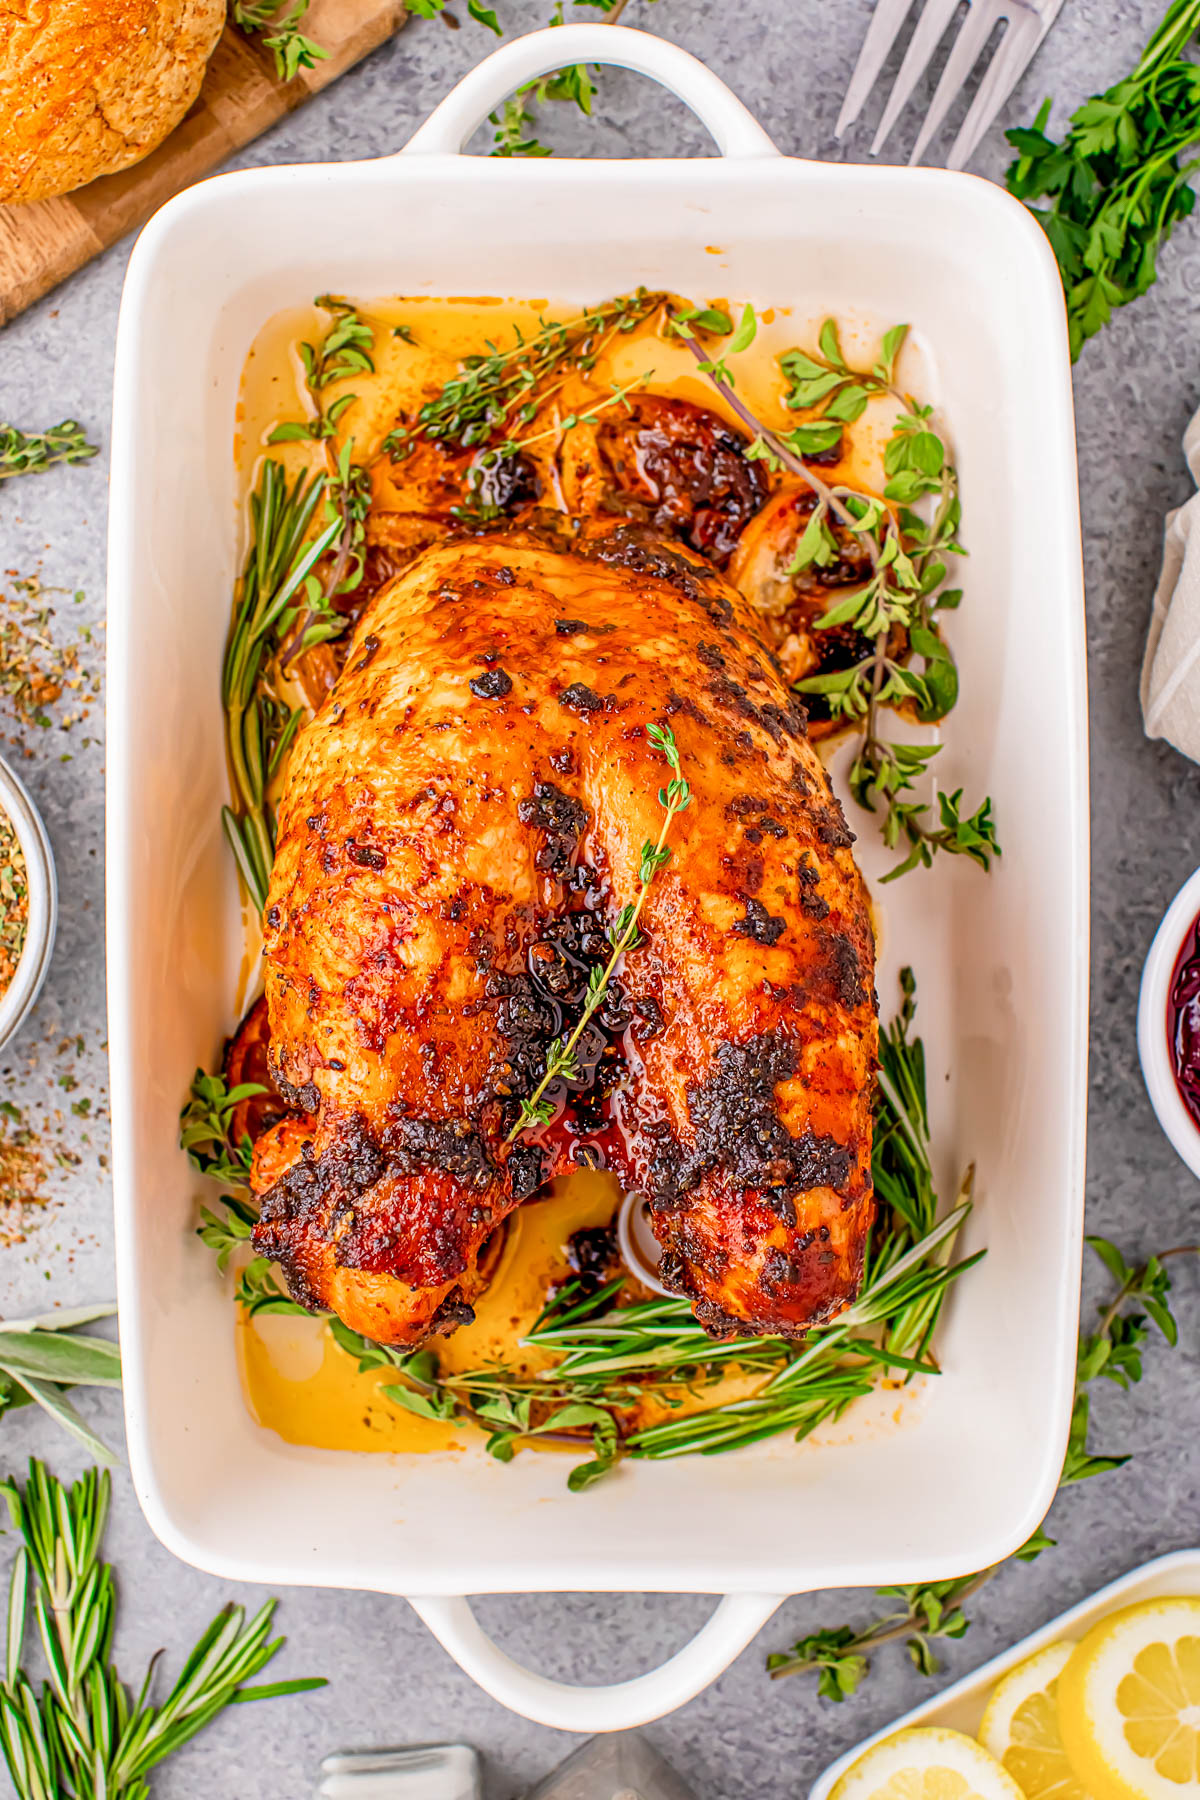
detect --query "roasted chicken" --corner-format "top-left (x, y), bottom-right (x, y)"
top-left (250, 512), bottom-right (878, 1346)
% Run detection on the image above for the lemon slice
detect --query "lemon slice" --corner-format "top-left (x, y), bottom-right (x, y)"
top-left (830, 1727), bottom-right (1028, 1800)
top-left (1057, 1596), bottom-right (1200, 1800)
top-left (979, 1640), bottom-right (1090, 1800)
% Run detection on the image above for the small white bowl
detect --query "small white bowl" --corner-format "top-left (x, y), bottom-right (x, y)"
top-left (0, 758), bottom-right (57, 1052)
top-left (1138, 864), bottom-right (1200, 1180)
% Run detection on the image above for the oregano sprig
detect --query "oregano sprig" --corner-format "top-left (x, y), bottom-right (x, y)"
top-left (456, 374), bottom-right (649, 523)
top-left (766, 1235), bottom-right (1199, 1696)
top-left (230, 0), bottom-right (328, 82)
top-left (180, 1068), bottom-right (265, 1186)
top-left (672, 308), bottom-right (998, 881)
top-left (505, 721), bottom-right (691, 1140)
top-left (669, 302), bottom-right (758, 387)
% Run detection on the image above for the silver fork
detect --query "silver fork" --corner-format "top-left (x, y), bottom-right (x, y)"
top-left (836, 0), bottom-right (1066, 169)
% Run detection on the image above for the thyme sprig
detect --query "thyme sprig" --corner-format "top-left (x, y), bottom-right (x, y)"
top-left (506, 721), bottom-right (691, 1141)
top-left (456, 374), bottom-right (649, 523)
top-left (766, 1235), bottom-right (1200, 1696)
top-left (479, 0), bottom-right (640, 157)
top-left (230, 0), bottom-right (328, 81)
top-left (386, 290), bottom-right (661, 459)
top-left (673, 308), bottom-right (998, 881)
top-left (0, 423), bottom-right (98, 483)
top-left (0, 1460), bottom-right (324, 1800)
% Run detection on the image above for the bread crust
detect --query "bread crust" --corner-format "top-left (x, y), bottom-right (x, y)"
top-left (0, 0), bottom-right (225, 205)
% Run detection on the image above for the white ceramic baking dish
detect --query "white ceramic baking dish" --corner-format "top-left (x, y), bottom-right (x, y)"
top-left (106, 24), bottom-right (1088, 1733)
top-left (810, 1549), bottom-right (1200, 1800)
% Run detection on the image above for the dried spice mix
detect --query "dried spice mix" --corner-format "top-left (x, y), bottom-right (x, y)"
top-left (0, 807), bottom-right (27, 1000)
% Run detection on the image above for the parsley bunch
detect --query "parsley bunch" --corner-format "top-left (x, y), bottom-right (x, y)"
top-left (1005, 0), bottom-right (1200, 358)
top-left (677, 310), bottom-right (997, 883)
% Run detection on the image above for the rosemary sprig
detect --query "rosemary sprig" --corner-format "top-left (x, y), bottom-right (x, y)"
top-left (222, 460), bottom-right (339, 911)
top-left (505, 720), bottom-right (691, 1140)
top-left (0, 423), bottom-right (98, 483)
top-left (230, 0), bottom-right (328, 81)
top-left (407, 973), bottom-right (974, 1488)
top-left (766, 1235), bottom-right (1199, 1695)
top-left (263, 300), bottom-right (376, 658)
top-left (674, 308), bottom-right (998, 881)
top-left (0, 1460), bottom-right (325, 1799)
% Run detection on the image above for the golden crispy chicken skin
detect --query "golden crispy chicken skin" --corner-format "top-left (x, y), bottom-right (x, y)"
top-left (251, 517), bottom-right (877, 1345)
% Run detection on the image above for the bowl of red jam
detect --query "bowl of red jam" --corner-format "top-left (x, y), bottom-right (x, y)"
top-left (1138, 867), bottom-right (1200, 1178)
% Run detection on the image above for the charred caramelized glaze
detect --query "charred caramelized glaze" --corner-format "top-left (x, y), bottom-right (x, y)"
top-left (250, 514), bottom-right (877, 1347)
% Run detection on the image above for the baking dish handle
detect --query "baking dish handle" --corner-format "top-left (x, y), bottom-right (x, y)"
top-left (398, 23), bottom-right (779, 160)
top-left (407, 1590), bottom-right (783, 1731)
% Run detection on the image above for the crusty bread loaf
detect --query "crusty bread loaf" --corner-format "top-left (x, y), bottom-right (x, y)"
top-left (0, 0), bottom-right (226, 205)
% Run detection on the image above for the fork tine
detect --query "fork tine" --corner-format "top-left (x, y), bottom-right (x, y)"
top-left (869, 0), bottom-right (965, 156)
top-left (944, 0), bottom-right (1060, 167)
top-left (907, 0), bottom-right (1003, 165)
top-left (836, 0), bottom-right (919, 137)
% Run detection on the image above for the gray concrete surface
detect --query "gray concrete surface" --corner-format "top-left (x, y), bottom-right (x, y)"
top-left (3, 0), bottom-right (1200, 1792)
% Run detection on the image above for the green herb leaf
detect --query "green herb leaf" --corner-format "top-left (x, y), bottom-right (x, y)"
top-left (1004, 6), bottom-right (1200, 357)
top-left (0, 1461), bottom-right (324, 1794)
top-left (766, 1233), bottom-right (1200, 1694)
top-left (0, 422), bottom-right (99, 482)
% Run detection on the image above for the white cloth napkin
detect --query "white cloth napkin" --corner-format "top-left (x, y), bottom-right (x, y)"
top-left (1142, 405), bottom-right (1200, 758)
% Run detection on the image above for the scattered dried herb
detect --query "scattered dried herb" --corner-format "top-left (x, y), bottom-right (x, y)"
top-left (0, 578), bottom-right (100, 739)
top-left (0, 811), bottom-right (27, 1000)
top-left (0, 1104), bottom-right (46, 1247)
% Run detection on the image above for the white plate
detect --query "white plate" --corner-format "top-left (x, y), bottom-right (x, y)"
top-left (810, 1549), bottom-right (1200, 1800)
top-left (106, 24), bottom-right (1088, 1731)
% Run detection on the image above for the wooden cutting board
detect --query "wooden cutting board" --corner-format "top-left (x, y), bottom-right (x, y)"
top-left (0, 0), bottom-right (408, 327)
